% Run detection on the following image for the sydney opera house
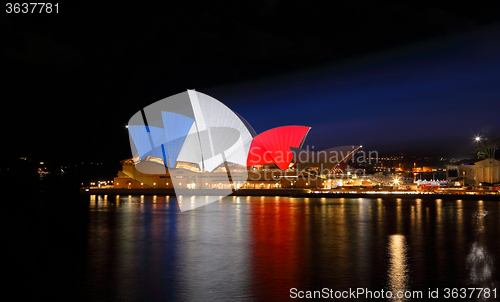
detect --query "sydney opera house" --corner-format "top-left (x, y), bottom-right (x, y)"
top-left (114, 90), bottom-right (361, 190)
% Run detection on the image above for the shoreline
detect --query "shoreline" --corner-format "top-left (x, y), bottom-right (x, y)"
top-left (80, 188), bottom-right (500, 201)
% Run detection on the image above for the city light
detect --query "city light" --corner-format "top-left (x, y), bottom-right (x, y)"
top-left (475, 136), bottom-right (481, 141)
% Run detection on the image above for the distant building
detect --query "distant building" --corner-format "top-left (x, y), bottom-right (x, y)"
top-left (475, 158), bottom-right (500, 184)
top-left (447, 158), bottom-right (500, 185)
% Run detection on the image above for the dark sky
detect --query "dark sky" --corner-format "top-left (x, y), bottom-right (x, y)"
top-left (3, 1), bottom-right (500, 162)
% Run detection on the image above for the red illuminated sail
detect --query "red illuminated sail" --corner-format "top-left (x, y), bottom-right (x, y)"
top-left (247, 126), bottom-right (310, 170)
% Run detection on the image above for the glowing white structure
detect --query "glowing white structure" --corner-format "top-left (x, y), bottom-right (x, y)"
top-left (128, 90), bottom-right (253, 170)
top-left (127, 90), bottom-right (254, 211)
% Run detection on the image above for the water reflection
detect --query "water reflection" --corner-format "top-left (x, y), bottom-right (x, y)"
top-left (387, 234), bottom-right (411, 301)
top-left (82, 196), bottom-right (500, 301)
top-left (396, 198), bottom-right (403, 234)
top-left (467, 242), bottom-right (494, 284)
top-left (356, 198), bottom-right (370, 286)
top-left (467, 203), bottom-right (497, 294)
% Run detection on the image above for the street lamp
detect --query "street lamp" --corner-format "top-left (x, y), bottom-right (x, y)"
top-left (475, 136), bottom-right (481, 142)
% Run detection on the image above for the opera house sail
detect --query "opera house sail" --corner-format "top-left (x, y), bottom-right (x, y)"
top-left (127, 90), bottom-right (254, 211)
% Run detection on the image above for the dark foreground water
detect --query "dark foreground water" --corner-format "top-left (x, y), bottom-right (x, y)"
top-left (3, 195), bottom-right (500, 301)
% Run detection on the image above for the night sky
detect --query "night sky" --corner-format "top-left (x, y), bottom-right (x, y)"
top-left (3, 2), bottom-right (500, 163)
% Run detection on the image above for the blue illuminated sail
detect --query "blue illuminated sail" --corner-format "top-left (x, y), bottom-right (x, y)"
top-left (162, 111), bottom-right (194, 167)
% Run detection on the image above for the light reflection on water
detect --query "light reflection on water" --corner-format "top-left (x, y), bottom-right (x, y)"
top-left (82, 196), bottom-right (500, 301)
top-left (387, 234), bottom-right (410, 301)
top-left (466, 202), bottom-right (497, 299)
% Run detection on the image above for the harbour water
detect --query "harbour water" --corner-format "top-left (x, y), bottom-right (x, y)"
top-left (4, 195), bottom-right (500, 301)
